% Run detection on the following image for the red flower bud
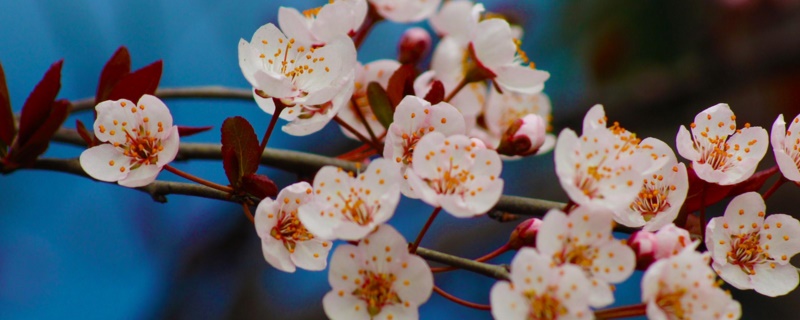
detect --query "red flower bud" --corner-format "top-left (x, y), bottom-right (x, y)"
top-left (497, 114), bottom-right (546, 157)
top-left (398, 27), bottom-right (432, 65)
top-left (508, 218), bottom-right (543, 250)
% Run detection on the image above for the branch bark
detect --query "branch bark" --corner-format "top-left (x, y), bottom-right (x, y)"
top-left (416, 247), bottom-right (509, 280)
top-left (71, 86), bottom-right (253, 112)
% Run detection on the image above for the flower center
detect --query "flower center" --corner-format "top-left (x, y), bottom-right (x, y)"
top-left (523, 289), bottom-right (567, 320)
top-left (429, 158), bottom-right (472, 195)
top-left (352, 270), bottom-right (401, 317)
top-left (270, 207), bottom-right (314, 253)
top-left (554, 242), bottom-right (596, 270)
top-left (118, 121), bottom-right (165, 169)
top-left (655, 287), bottom-right (687, 319)
top-left (400, 129), bottom-right (426, 165)
top-left (727, 231), bottom-right (768, 275)
top-left (631, 173), bottom-right (676, 221)
top-left (337, 192), bottom-right (377, 226)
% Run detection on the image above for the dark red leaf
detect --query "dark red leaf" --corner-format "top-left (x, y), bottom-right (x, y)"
top-left (221, 116), bottom-right (260, 188)
top-left (177, 125), bottom-right (213, 138)
top-left (726, 166), bottom-right (779, 198)
top-left (6, 100), bottom-right (70, 167)
top-left (107, 60), bottom-right (163, 102)
top-left (241, 173), bottom-right (279, 199)
top-left (15, 60), bottom-right (63, 149)
top-left (0, 62), bottom-right (13, 149)
top-left (386, 64), bottom-right (416, 107)
top-left (681, 166), bottom-right (779, 213)
top-left (423, 80), bottom-right (445, 105)
top-left (75, 119), bottom-right (94, 147)
top-left (95, 46), bottom-right (131, 104)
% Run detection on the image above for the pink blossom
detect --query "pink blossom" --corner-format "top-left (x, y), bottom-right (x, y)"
top-left (406, 132), bottom-right (503, 217)
top-left (676, 103), bottom-right (768, 185)
top-left (482, 90), bottom-right (554, 156)
top-left (705, 192), bottom-right (800, 297)
top-left (770, 113), bottom-right (800, 182)
top-left (278, 0), bottom-right (367, 47)
top-left (368, 0), bottom-right (442, 23)
top-left (298, 158), bottom-right (401, 241)
top-left (429, 0), bottom-right (484, 43)
top-left (79, 95), bottom-right (179, 187)
top-left (629, 224), bottom-right (693, 269)
top-left (490, 247), bottom-right (592, 320)
top-left (536, 208), bottom-right (636, 307)
top-left (496, 114), bottom-right (549, 157)
top-left (255, 182), bottom-right (332, 273)
top-left (324, 224), bottom-right (432, 320)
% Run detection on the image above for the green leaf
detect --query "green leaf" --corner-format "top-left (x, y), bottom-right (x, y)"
top-left (367, 82), bottom-right (394, 130)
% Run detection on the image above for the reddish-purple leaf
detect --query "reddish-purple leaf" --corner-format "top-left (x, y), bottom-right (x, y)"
top-left (75, 119), bottom-right (94, 147)
top-left (95, 46), bottom-right (131, 104)
top-left (386, 64), bottom-right (416, 107)
top-left (424, 80), bottom-right (445, 105)
top-left (725, 166), bottom-right (779, 199)
top-left (177, 125), bottom-right (213, 138)
top-left (107, 60), bottom-right (163, 102)
top-left (15, 60), bottom-right (63, 151)
top-left (0, 62), bottom-right (13, 149)
top-left (6, 100), bottom-right (70, 167)
top-left (241, 173), bottom-right (279, 199)
top-left (681, 166), bottom-right (779, 213)
top-left (221, 116), bottom-right (260, 188)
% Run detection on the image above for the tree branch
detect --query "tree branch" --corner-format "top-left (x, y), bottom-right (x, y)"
top-left (71, 86), bottom-right (253, 112)
top-left (415, 247), bottom-right (509, 280)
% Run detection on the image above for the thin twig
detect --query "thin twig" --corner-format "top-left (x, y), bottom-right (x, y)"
top-left (433, 285), bottom-right (491, 311)
top-left (415, 247), bottom-right (509, 280)
top-left (71, 86), bottom-right (253, 112)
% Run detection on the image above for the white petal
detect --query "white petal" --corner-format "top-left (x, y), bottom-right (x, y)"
top-left (278, 7), bottom-right (315, 45)
top-left (494, 66), bottom-right (549, 95)
top-left (675, 125), bottom-right (699, 161)
top-left (472, 19), bottom-right (515, 68)
top-left (328, 244), bottom-right (362, 292)
top-left (774, 150), bottom-right (800, 182)
top-left (587, 278), bottom-right (614, 308)
top-left (393, 255), bottom-right (433, 306)
top-left (94, 99), bottom-right (138, 144)
top-left (137, 94), bottom-right (173, 132)
top-left (592, 240), bottom-right (636, 283)
top-left (378, 302), bottom-right (419, 320)
top-left (490, 281), bottom-right (527, 320)
top-left (254, 197), bottom-right (278, 239)
top-left (322, 291), bottom-right (371, 320)
top-left (292, 239), bottom-right (331, 271)
top-left (536, 209), bottom-right (568, 257)
top-left (693, 103), bottom-right (736, 142)
top-left (752, 263), bottom-right (799, 297)
top-left (118, 163), bottom-right (161, 187)
top-left (762, 214), bottom-right (800, 261)
top-left (722, 192), bottom-right (765, 235)
top-left (261, 238), bottom-right (296, 273)
top-left (155, 126), bottom-right (180, 167)
top-left (713, 262), bottom-right (753, 290)
top-left (79, 144), bottom-right (130, 183)
top-left (253, 71), bottom-right (295, 99)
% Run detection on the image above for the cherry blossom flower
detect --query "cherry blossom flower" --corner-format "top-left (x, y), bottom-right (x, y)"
top-left (298, 158), bottom-right (401, 241)
top-left (642, 246), bottom-right (742, 320)
top-left (79, 95), bottom-right (179, 188)
top-left (429, 0), bottom-right (484, 43)
top-left (368, 0), bottom-right (442, 23)
top-left (490, 247), bottom-right (592, 320)
top-left (705, 191), bottom-right (800, 297)
top-left (255, 182), bottom-right (332, 273)
top-left (384, 96), bottom-right (466, 197)
top-left (617, 138), bottom-right (688, 231)
top-left (555, 105), bottom-right (660, 213)
top-left (405, 132), bottom-right (503, 217)
top-left (430, 18), bottom-right (550, 94)
top-left (629, 223), bottom-right (693, 269)
top-left (337, 59), bottom-right (400, 141)
top-left (676, 103), bottom-right (768, 185)
top-left (324, 224), bottom-right (433, 320)
top-left (278, 0), bottom-right (367, 47)
top-left (413, 71), bottom-right (484, 131)
top-left (239, 23), bottom-right (357, 135)
top-left (536, 207), bottom-right (636, 307)
top-left (485, 90), bottom-right (555, 156)
top-left (770, 113), bottom-right (800, 182)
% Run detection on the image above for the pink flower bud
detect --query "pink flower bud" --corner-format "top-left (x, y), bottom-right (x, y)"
top-left (628, 230), bottom-right (658, 270)
top-left (398, 27), bottom-right (432, 65)
top-left (497, 114), bottom-right (547, 156)
top-left (508, 218), bottom-right (543, 250)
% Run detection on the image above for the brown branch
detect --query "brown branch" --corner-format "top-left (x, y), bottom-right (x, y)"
top-left (415, 247), bottom-right (509, 280)
top-left (71, 86), bottom-right (253, 112)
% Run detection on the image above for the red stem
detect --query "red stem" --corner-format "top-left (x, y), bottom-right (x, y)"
top-left (334, 116), bottom-right (383, 151)
top-left (409, 207), bottom-right (442, 254)
top-left (563, 200), bottom-right (576, 213)
top-left (594, 303), bottom-right (647, 319)
top-left (349, 96), bottom-right (380, 145)
top-left (242, 203), bottom-right (255, 224)
top-left (352, 4), bottom-right (382, 49)
top-left (431, 243), bottom-right (511, 273)
top-left (164, 165), bottom-right (234, 193)
top-left (258, 98), bottom-right (286, 155)
top-left (443, 77), bottom-right (469, 103)
top-left (433, 285), bottom-right (491, 311)
top-left (763, 176), bottom-right (787, 200)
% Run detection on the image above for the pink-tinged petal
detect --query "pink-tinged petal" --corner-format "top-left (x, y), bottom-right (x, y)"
top-left (536, 209), bottom-right (568, 257)
top-left (692, 161), bottom-right (729, 184)
top-left (80, 144), bottom-right (130, 182)
top-left (410, 131), bottom-right (447, 179)
top-left (253, 91), bottom-right (292, 120)
top-left (469, 149), bottom-right (502, 180)
top-left (722, 192), bottom-right (765, 234)
top-left (430, 38), bottom-right (465, 82)
top-left (137, 94), bottom-right (173, 132)
top-left (554, 264), bottom-right (592, 312)
top-left (94, 99), bottom-right (138, 144)
top-left (675, 125), bottom-right (699, 161)
top-left (281, 109), bottom-right (332, 136)
top-left (774, 150), bottom-right (800, 182)
top-left (581, 104), bottom-right (607, 134)
top-left (592, 240), bottom-right (636, 283)
top-left (460, 178), bottom-right (503, 217)
top-left (312, 2), bottom-right (360, 42)
top-left (645, 301), bottom-right (669, 320)
top-left (643, 164), bottom-right (688, 232)
top-left (593, 168), bottom-right (643, 212)
top-left (378, 303), bottom-right (418, 320)
top-left (509, 248), bottom-right (553, 293)
top-left (322, 291), bottom-right (370, 320)
top-left (261, 238), bottom-right (296, 273)
top-left (370, 0), bottom-right (441, 23)
top-left (771, 114), bottom-right (787, 152)
top-left (254, 198), bottom-right (279, 239)
top-left (332, 221), bottom-right (374, 241)
top-left (493, 65), bottom-right (549, 95)
top-left (277, 7), bottom-right (315, 45)
top-left (692, 103), bottom-right (736, 141)
top-left (237, 39), bottom-right (261, 88)
top-left (429, 101), bottom-right (467, 136)
top-left (118, 164), bottom-right (161, 187)
top-left (587, 278), bottom-right (614, 308)
top-left (328, 245), bottom-right (362, 291)
top-left (533, 134), bottom-right (557, 156)
top-left (762, 213), bottom-right (800, 260)
top-left (752, 263), bottom-right (799, 297)
top-left (361, 225), bottom-right (408, 273)
top-left (292, 240), bottom-right (330, 271)
top-left (155, 126), bottom-right (180, 167)
top-left (638, 137), bottom-right (674, 174)
top-left (490, 282), bottom-right (528, 320)
top-left (253, 71), bottom-right (295, 99)
top-left (641, 259), bottom-right (665, 302)
top-left (713, 262), bottom-right (752, 290)
top-left (570, 206), bottom-right (613, 245)
top-left (393, 255), bottom-right (433, 305)
top-left (405, 170), bottom-right (439, 207)
top-left (295, 36), bottom-right (356, 93)
top-left (554, 129), bottom-right (582, 201)
top-left (298, 200), bottom-right (339, 240)
top-left (429, 1), bottom-right (483, 41)
top-left (706, 218), bottom-right (731, 266)
top-left (360, 158), bottom-right (401, 205)
top-left (723, 126), bottom-right (769, 183)
top-left (472, 19), bottom-right (515, 68)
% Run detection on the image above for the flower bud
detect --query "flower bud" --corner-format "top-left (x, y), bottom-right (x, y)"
top-left (398, 27), bottom-right (432, 65)
top-left (508, 218), bottom-right (543, 250)
top-left (652, 224), bottom-right (692, 260)
top-left (628, 230), bottom-right (658, 270)
top-left (497, 114), bottom-right (547, 156)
